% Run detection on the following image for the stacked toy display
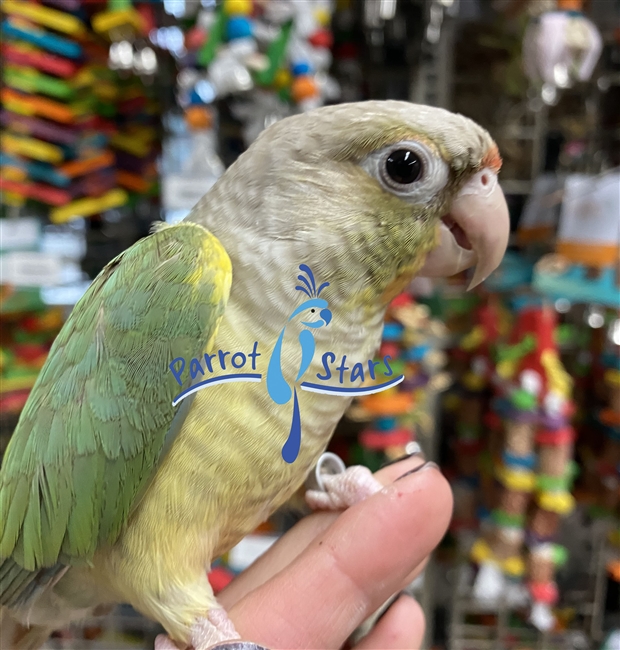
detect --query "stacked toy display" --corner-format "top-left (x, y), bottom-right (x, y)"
top-left (597, 314), bottom-right (620, 584)
top-left (175, 0), bottom-right (339, 147)
top-left (0, 0), bottom-right (161, 222)
top-left (0, 303), bottom-right (64, 453)
top-left (470, 303), bottom-right (577, 632)
top-left (449, 300), bottom-right (504, 538)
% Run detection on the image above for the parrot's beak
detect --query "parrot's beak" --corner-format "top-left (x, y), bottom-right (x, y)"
top-left (320, 308), bottom-right (332, 325)
top-left (419, 168), bottom-right (510, 289)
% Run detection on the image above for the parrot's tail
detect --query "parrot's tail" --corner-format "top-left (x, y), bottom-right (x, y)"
top-left (0, 609), bottom-right (52, 650)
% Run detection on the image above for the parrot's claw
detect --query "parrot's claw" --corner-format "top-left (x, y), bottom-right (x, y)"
top-left (190, 608), bottom-right (241, 650)
top-left (154, 609), bottom-right (240, 650)
top-left (305, 464), bottom-right (383, 511)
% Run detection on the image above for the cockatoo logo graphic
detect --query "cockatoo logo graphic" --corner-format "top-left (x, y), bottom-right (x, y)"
top-left (266, 265), bottom-right (332, 464)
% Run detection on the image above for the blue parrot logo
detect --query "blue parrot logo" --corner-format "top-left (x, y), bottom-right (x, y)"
top-left (266, 264), bottom-right (332, 464)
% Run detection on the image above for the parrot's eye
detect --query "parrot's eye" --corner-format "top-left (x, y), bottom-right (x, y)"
top-left (311, 309), bottom-right (315, 313)
top-left (385, 149), bottom-right (423, 184)
top-left (361, 140), bottom-right (449, 204)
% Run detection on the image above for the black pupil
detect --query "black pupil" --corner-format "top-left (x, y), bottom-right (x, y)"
top-left (311, 309), bottom-right (315, 313)
top-left (386, 149), bottom-right (422, 184)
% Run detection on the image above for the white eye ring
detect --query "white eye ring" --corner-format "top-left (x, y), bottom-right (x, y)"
top-left (360, 140), bottom-right (449, 205)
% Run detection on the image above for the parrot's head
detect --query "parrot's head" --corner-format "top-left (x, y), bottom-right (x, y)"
top-left (198, 100), bottom-right (509, 307)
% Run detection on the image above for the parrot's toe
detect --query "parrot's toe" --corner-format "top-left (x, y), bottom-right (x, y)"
top-left (190, 608), bottom-right (240, 650)
top-left (305, 464), bottom-right (383, 511)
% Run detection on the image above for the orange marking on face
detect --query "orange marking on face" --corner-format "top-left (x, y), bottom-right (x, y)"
top-left (481, 145), bottom-right (502, 173)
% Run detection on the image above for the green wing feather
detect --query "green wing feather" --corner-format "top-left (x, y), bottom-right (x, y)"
top-left (0, 222), bottom-right (232, 594)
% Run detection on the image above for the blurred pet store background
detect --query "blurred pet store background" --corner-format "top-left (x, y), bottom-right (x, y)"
top-left (0, 0), bottom-right (618, 648)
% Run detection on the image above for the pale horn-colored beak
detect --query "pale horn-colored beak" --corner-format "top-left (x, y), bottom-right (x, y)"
top-left (419, 168), bottom-right (510, 289)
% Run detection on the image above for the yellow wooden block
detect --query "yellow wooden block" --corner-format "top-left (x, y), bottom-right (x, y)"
top-left (1, 133), bottom-right (63, 164)
top-left (92, 8), bottom-right (145, 36)
top-left (51, 189), bottom-right (128, 223)
top-left (3, 95), bottom-right (35, 118)
top-left (1, 166), bottom-right (27, 182)
top-left (110, 133), bottom-right (150, 157)
top-left (3, 0), bottom-right (86, 36)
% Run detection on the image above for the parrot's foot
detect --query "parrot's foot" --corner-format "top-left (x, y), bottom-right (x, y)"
top-left (154, 609), bottom-right (240, 650)
top-left (190, 608), bottom-right (241, 650)
top-left (305, 459), bottom-right (383, 511)
top-left (155, 635), bottom-right (182, 650)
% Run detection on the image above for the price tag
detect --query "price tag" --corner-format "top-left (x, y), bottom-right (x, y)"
top-left (0, 218), bottom-right (41, 251)
top-left (227, 534), bottom-right (279, 573)
top-left (0, 251), bottom-right (63, 287)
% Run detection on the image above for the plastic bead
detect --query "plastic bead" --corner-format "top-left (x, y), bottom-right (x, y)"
top-left (185, 106), bottom-right (213, 130)
top-left (290, 75), bottom-right (318, 103)
top-left (185, 27), bottom-right (207, 50)
top-left (380, 343), bottom-right (400, 359)
top-left (313, 7), bottom-right (331, 27)
top-left (223, 0), bottom-right (253, 16)
top-left (274, 68), bottom-right (292, 89)
top-left (188, 88), bottom-right (205, 105)
top-left (382, 322), bottom-right (404, 341)
top-left (291, 61), bottom-right (312, 76)
top-left (375, 416), bottom-right (397, 431)
top-left (510, 388), bottom-right (538, 412)
top-left (502, 556), bottom-right (526, 577)
top-left (226, 16), bottom-right (253, 41)
top-left (309, 29), bottom-right (333, 49)
top-left (529, 581), bottom-right (559, 605)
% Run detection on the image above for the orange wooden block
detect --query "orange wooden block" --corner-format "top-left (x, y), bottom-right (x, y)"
top-left (361, 392), bottom-right (413, 416)
top-left (117, 170), bottom-right (149, 193)
top-left (1, 88), bottom-right (74, 123)
top-left (60, 151), bottom-right (115, 178)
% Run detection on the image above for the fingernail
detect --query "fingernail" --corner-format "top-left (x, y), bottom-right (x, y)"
top-left (380, 442), bottom-right (425, 468)
top-left (395, 461), bottom-right (439, 481)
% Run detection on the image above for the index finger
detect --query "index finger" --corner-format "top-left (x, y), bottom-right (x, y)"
top-left (220, 453), bottom-right (430, 608)
top-left (228, 463), bottom-right (452, 649)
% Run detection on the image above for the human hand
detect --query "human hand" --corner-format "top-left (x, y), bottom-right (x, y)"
top-left (213, 455), bottom-right (453, 650)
